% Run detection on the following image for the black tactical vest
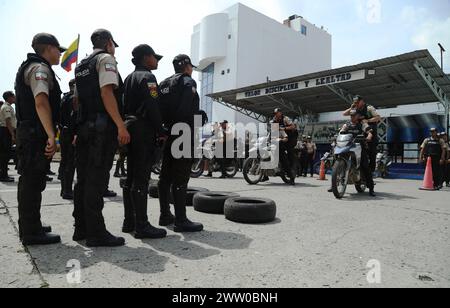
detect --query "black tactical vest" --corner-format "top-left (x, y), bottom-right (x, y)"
top-left (159, 73), bottom-right (187, 128)
top-left (274, 116), bottom-right (298, 147)
top-left (75, 50), bottom-right (124, 124)
top-left (14, 53), bottom-right (61, 129)
top-left (357, 104), bottom-right (378, 140)
top-left (425, 138), bottom-right (442, 157)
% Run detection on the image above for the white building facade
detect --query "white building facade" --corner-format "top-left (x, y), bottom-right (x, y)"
top-left (191, 3), bottom-right (332, 125)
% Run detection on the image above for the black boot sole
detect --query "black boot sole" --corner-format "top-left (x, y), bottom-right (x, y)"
top-left (134, 232), bottom-right (167, 240)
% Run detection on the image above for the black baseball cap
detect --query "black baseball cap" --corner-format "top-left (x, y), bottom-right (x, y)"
top-left (173, 54), bottom-right (197, 70)
top-left (353, 95), bottom-right (363, 103)
top-left (132, 44), bottom-right (163, 62)
top-left (32, 33), bottom-right (67, 53)
top-left (91, 29), bottom-right (119, 48)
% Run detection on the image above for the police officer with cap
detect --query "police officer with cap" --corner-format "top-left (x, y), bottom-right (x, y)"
top-left (14, 33), bottom-right (66, 245)
top-left (158, 54), bottom-right (207, 232)
top-left (272, 108), bottom-right (298, 185)
top-left (122, 44), bottom-right (168, 239)
top-left (344, 95), bottom-right (381, 172)
top-left (340, 109), bottom-right (376, 196)
top-left (420, 128), bottom-right (446, 190)
top-left (0, 91), bottom-right (16, 182)
top-left (73, 29), bottom-right (130, 247)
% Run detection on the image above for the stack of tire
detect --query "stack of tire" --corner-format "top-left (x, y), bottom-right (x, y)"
top-left (193, 192), bottom-right (277, 224)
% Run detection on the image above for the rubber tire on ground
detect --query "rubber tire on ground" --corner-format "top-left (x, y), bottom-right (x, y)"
top-left (224, 197), bottom-right (277, 224)
top-left (193, 192), bottom-right (240, 214)
top-left (186, 187), bottom-right (210, 207)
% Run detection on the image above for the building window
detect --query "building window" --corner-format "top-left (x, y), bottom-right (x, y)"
top-left (228, 34), bottom-right (232, 39)
top-left (301, 25), bottom-right (307, 36)
top-left (227, 69), bottom-right (231, 74)
top-left (201, 64), bottom-right (215, 122)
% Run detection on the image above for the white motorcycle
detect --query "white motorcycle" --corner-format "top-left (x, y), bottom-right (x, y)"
top-left (190, 137), bottom-right (239, 178)
top-left (331, 132), bottom-right (368, 199)
top-left (242, 134), bottom-right (291, 185)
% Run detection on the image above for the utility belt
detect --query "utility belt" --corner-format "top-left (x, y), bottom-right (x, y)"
top-left (79, 113), bottom-right (114, 132)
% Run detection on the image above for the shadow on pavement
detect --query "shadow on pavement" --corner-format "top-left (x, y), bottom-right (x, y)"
top-left (28, 243), bottom-right (169, 275)
top-left (343, 191), bottom-right (418, 201)
top-left (182, 230), bottom-right (253, 250)
top-left (142, 234), bottom-right (221, 260)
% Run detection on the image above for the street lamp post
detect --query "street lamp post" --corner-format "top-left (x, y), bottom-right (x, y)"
top-left (438, 43), bottom-right (445, 72)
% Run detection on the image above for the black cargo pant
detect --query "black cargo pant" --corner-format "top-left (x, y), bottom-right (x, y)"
top-left (426, 155), bottom-right (442, 188)
top-left (367, 141), bottom-right (378, 173)
top-left (73, 117), bottom-right (118, 238)
top-left (361, 147), bottom-right (375, 190)
top-left (280, 142), bottom-right (296, 180)
top-left (59, 128), bottom-right (76, 194)
top-left (124, 119), bottom-right (156, 223)
top-left (159, 137), bottom-right (192, 221)
top-left (0, 127), bottom-right (12, 178)
top-left (16, 123), bottom-right (49, 236)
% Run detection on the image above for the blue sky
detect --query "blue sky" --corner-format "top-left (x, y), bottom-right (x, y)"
top-left (0, 0), bottom-right (449, 93)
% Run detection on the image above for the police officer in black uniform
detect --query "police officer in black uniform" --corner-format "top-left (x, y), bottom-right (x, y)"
top-left (59, 79), bottom-right (77, 200)
top-left (158, 54), bottom-right (207, 232)
top-left (73, 29), bottom-right (130, 247)
top-left (420, 128), bottom-right (446, 190)
top-left (122, 44), bottom-right (168, 239)
top-left (340, 110), bottom-right (376, 197)
top-left (15, 33), bottom-right (66, 245)
top-left (344, 96), bottom-right (381, 172)
top-left (272, 108), bottom-right (298, 185)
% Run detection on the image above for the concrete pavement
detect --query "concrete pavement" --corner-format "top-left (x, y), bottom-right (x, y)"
top-left (0, 163), bottom-right (449, 288)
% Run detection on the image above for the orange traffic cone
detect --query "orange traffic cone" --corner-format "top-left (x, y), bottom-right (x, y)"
top-left (420, 157), bottom-right (435, 191)
top-left (318, 160), bottom-right (327, 181)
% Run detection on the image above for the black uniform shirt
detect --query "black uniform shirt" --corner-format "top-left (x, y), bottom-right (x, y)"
top-left (123, 66), bottom-right (164, 134)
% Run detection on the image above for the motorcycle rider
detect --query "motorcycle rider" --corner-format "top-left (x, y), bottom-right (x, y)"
top-left (343, 96), bottom-right (381, 173)
top-left (269, 108), bottom-right (297, 185)
top-left (330, 109), bottom-right (376, 196)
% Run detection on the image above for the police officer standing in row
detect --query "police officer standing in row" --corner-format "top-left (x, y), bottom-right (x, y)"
top-left (420, 128), bottom-right (446, 190)
top-left (59, 79), bottom-right (77, 200)
top-left (122, 44), bottom-right (167, 239)
top-left (344, 95), bottom-right (381, 172)
top-left (0, 91), bottom-right (16, 182)
top-left (74, 29), bottom-right (130, 247)
top-left (158, 54), bottom-right (207, 232)
top-left (14, 33), bottom-right (65, 245)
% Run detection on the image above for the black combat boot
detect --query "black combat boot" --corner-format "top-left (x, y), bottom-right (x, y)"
top-left (86, 231), bottom-right (125, 247)
top-left (173, 185), bottom-right (203, 233)
top-left (122, 187), bottom-right (135, 233)
top-left (133, 190), bottom-right (167, 239)
top-left (22, 231), bottom-right (61, 246)
top-left (158, 181), bottom-right (175, 227)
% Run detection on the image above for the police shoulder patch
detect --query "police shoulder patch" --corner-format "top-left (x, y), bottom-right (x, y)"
top-left (35, 71), bottom-right (49, 81)
top-left (148, 82), bottom-right (158, 98)
top-left (105, 63), bottom-right (117, 73)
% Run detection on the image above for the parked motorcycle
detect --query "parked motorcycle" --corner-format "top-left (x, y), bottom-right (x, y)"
top-left (313, 152), bottom-right (334, 175)
top-left (331, 132), bottom-right (368, 199)
top-left (191, 137), bottom-right (239, 178)
top-left (376, 151), bottom-right (392, 179)
top-left (242, 134), bottom-right (291, 185)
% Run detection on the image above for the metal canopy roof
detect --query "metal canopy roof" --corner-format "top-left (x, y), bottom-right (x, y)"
top-left (208, 50), bottom-right (450, 122)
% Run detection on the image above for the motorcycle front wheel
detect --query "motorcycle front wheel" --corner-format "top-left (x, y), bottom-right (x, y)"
top-left (191, 158), bottom-right (205, 178)
top-left (332, 159), bottom-right (348, 199)
top-left (225, 159), bottom-right (239, 178)
top-left (243, 158), bottom-right (263, 185)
